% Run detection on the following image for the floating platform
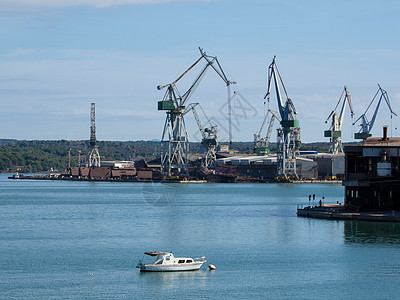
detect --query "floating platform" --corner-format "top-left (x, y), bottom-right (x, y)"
top-left (297, 204), bottom-right (400, 222)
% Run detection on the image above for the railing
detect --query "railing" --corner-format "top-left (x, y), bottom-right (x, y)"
top-left (136, 260), bottom-right (143, 268)
top-left (194, 256), bottom-right (206, 262)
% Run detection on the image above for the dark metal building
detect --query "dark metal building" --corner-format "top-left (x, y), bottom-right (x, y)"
top-left (343, 127), bottom-right (400, 211)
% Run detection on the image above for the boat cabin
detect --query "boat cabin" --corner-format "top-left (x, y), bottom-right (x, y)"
top-left (144, 251), bottom-right (195, 265)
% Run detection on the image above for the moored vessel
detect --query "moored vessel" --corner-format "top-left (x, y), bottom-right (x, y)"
top-left (136, 251), bottom-right (206, 272)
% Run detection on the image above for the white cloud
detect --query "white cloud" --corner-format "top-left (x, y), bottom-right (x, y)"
top-left (0, 0), bottom-right (215, 8)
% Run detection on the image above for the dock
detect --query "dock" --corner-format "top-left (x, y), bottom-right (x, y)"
top-left (297, 204), bottom-right (400, 222)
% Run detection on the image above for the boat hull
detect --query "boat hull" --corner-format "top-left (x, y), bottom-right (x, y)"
top-left (139, 262), bottom-right (205, 272)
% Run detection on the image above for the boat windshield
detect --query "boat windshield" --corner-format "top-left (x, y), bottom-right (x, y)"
top-left (154, 254), bottom-right (164, 264)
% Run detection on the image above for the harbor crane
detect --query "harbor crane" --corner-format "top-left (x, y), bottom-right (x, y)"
top-left (87, 103), bottom-right (101, 167)
top-left (264, 56), bottom-right (301, 177)
top-left (253, 109), bottom-right (281, 155)
top-left (324, 86), bottom-right (354, 154)
top-left (184, 103), bottom-right (218, 168)
top-left (353, 84), bottom-right (397, 140)
top-left (158, 47), bottom-right (235, 177)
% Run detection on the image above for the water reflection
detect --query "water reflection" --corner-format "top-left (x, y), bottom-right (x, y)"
top-left (139, 270), bottom-right (206, 279)
top-left (141, 182), bottom-right (179, 207)
top-left (344, 221), bottom-right (400, 244)
top-left (138, 270), bottom-right (209, 290)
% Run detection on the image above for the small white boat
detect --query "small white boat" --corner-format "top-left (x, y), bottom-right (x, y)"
top-left (136, 251), bottom-right (206, 272)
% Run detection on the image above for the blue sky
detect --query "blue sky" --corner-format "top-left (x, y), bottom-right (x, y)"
top-left (0, 0), bottom-right (399, 143)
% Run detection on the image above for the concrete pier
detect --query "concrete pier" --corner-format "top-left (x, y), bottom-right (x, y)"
top-left (297, 204), bottom-right (400, 222)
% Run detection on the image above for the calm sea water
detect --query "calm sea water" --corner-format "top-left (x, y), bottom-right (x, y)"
top-left (1, 174), bottom-right (400, 299)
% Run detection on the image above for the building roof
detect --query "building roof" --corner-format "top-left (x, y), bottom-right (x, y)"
top-left (299, 152), bottom-right (345, 159)
top-left (70, 167), bottom-right (79, 176)
top-left (80, 167), bottom-right (90, 176)
top-left (363, 137), bottom-right (400, 148)
top-left (111, 169), bottom-right (134, 177)
top-left (90, 166), bottom-right (111, 178)
top-left (216, 155), bottom-right (315, 166)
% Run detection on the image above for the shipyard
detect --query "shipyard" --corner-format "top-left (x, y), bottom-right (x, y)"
top-left (2, 1), bottom-right (400, 299)
top-left (6, 52), bottom-right (397, 188)
top-left (5, 47), bottom-right (400, 224)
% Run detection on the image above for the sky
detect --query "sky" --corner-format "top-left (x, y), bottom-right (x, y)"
top-left (0, 0), bottom-right (399, 143)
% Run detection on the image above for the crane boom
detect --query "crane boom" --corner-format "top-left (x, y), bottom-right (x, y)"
top-left (158, 48), bottom-right (234, 176)
top-left (173, 56), bottom-right (203, 85)
top-left (265, 110), bottom-right (281, 146)
top-left (254, 109), bottom-right (281, 154)
top-left (264, 56), bottom-right (300, 177)
top-left (265, 57), bottom-right (285, 118)
top-left (200, 48), bottom-right (235, 86)
top-left (324, 86), bottom-right (354, 154)
top-left (338, 86), bottom-right (354, 124)
top-left (192, 105), bottom-right (207, 140)
top-left (181, 61), bottom-right (213, 106)
top-left (354, 84), bottom-right (397, 140)
top-left (185, 102), bottom-right (218, 168)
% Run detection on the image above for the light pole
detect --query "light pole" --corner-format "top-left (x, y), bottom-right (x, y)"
top-left (68, 148), bottom-right (71, 169)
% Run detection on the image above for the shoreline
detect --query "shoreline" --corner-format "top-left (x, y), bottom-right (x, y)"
top-left (8, 174), bottom-right (342, 184)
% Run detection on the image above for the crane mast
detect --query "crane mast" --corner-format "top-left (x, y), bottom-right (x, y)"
top-left (324, 86), bottom-right (354, 154)
top-left (184, 103), bottom-right (218, 168)
top-left (87, 103), bottom-right (101, 167)
top-left (158, 48), bottom-right (235, 177)
top-left (353, 84), bottom-right (397, 140)
top-left (254, 109), bottom-right (281, 154)
top-left (264, 56), bottom-right (301, 177)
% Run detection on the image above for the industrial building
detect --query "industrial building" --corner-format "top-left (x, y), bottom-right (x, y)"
top-left (343, 127), bottom-right (400, 211)
top-left (299, 153), bottom-right (345, 179)
top-left (216, 155), bottom-right (317, 180)
top-left (100, 161), bottom-right (134, 168)
top-left (69, 166), bottom-right (135, 180)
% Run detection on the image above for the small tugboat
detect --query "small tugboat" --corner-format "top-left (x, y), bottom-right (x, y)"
top-left (136, 251), bottom-right (206, 272)
top-left (9, 172), bottom-right (20, 179)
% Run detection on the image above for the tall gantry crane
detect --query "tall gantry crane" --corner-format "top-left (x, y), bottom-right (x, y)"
top-left (87, 103), bottom-right (101, 167)
top-left (184, 103), bottom-right (218, 168)
top-left (324, 86), bottom-right (354, 154)
top-left (353, 84), bottom-right (397, 140)
top-left (158, 47), bottom-right (235, 177)
top-left (264, 56), bottom-right (301, 177)
top-left (253, 109), bottom-right (281, 155)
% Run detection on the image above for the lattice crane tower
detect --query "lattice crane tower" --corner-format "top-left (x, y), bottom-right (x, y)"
top-left (87, 103), bottom-right (101, 167)
top-left (324, 86), bottom-right (354, 154)
top-left (157, 47), bottom-right (235, 177)
top-left (265, 56), bottom-right (301, 178)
